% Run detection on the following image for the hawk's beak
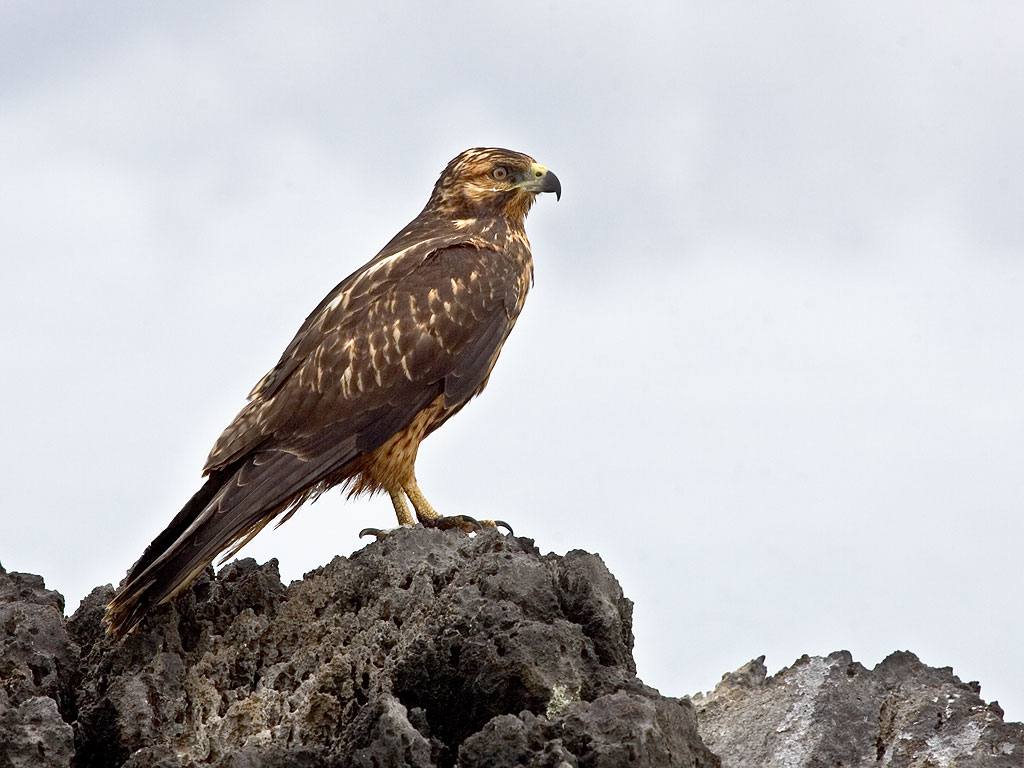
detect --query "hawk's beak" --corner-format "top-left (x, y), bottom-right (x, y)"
top-left (521, 163), bottom-right (561, 200)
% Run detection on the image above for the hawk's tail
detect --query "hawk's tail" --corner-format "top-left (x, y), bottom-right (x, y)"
top-left (103, 467), bottom-right (259, 639)
top-left (103, 447), bottom-right (339, 638)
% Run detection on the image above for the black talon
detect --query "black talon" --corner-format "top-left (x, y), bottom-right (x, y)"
top-left (429, 514), bottom-right (479, 532)
top-left (359, 527), bottom-right (387, 540)
top-left (413, 514), bottom-right (511, 535)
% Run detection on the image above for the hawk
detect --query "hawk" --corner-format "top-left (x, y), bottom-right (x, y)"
top-left (105, 148), bottom-right (560, 637)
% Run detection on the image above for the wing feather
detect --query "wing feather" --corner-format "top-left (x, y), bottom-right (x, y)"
top-left (205, 244), bottom-right (522, 475)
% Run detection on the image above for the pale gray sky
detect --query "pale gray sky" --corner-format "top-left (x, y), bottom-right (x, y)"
top-left (3, 1), bottom-right (1023, 720)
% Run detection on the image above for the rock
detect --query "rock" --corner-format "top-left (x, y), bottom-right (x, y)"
top-left (63, 528), bottom-right (718, 767)
top-left (0, 562), bottom-right (77, 768)
top-left (560, 692), bottom-right (716, 768)
top-left (3, 537), bottom-right (1022, 768)
top-left (694, 649), bottom-right (1024, 767)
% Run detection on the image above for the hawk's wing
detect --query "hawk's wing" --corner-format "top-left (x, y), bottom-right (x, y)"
top-left (205, 242), bottom-right (523, 475)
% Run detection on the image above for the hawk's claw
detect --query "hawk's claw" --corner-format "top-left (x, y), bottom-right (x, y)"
top-left (417, 514), bottom-right (513, 535)
top-left (361, 516), bottom-right (513, 540)
top-left (419, 514), bottom-right (479, 533)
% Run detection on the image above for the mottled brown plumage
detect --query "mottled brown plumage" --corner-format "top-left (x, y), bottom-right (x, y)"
top-left (105, 148), bottom-right (560, 637)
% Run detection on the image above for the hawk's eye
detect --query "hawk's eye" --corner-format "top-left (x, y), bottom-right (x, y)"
top-left (492, 167), bottom-right (508, 181)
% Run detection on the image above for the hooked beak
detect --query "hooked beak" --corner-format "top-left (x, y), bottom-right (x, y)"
top-left (521, 162), bottom-right (561, 200)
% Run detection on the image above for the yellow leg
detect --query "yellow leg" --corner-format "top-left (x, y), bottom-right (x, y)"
top-left (359, 477), bottom-right (512, 538)
top-left (403, 477), bottom-right (440, 523)
top-left (401, 477), bottom-right (512, 534)
top-left (388, 488), bottom-right (416, 527)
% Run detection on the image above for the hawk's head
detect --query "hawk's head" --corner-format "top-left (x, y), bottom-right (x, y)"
top-left (428, 147), bottom-right (561, 223)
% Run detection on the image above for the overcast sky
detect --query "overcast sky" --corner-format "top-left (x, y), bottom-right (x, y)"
top-left (3, 1), bottom-right (1023, 721)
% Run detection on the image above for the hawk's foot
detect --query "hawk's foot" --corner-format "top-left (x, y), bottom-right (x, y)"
top-left (359, 518), bottom-right (512, 539)
top-left (416, 513), bottom-right (513, 535)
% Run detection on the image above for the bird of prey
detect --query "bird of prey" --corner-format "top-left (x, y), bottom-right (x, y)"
top-left (104, 147), bottom-right (560, 637)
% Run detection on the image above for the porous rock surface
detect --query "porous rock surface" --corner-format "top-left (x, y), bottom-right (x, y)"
top-left (1, 529), bottom-right (718, 767)
top-left (694, 650), bottom-right (1024, 767)
top-left (0, 566), bottom-right (77, 768)
top-left (3, 530), bottom-right (1023, 768)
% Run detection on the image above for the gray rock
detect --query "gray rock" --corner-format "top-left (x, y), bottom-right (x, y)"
top-left (4, 537), bottom-right (1021, 768)
top-left (0, 562), bottom-right (77, 768)
top-left (561, 691), bottom-right (717, 768)
top-left (0, 695), bottom-right (76, 768)
top-left (457, 710), bottom-right (574, 767)
top-left (65, 528), bottom-right (718, 767)
top-left (694, 650), bottom-right (1024, 767)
